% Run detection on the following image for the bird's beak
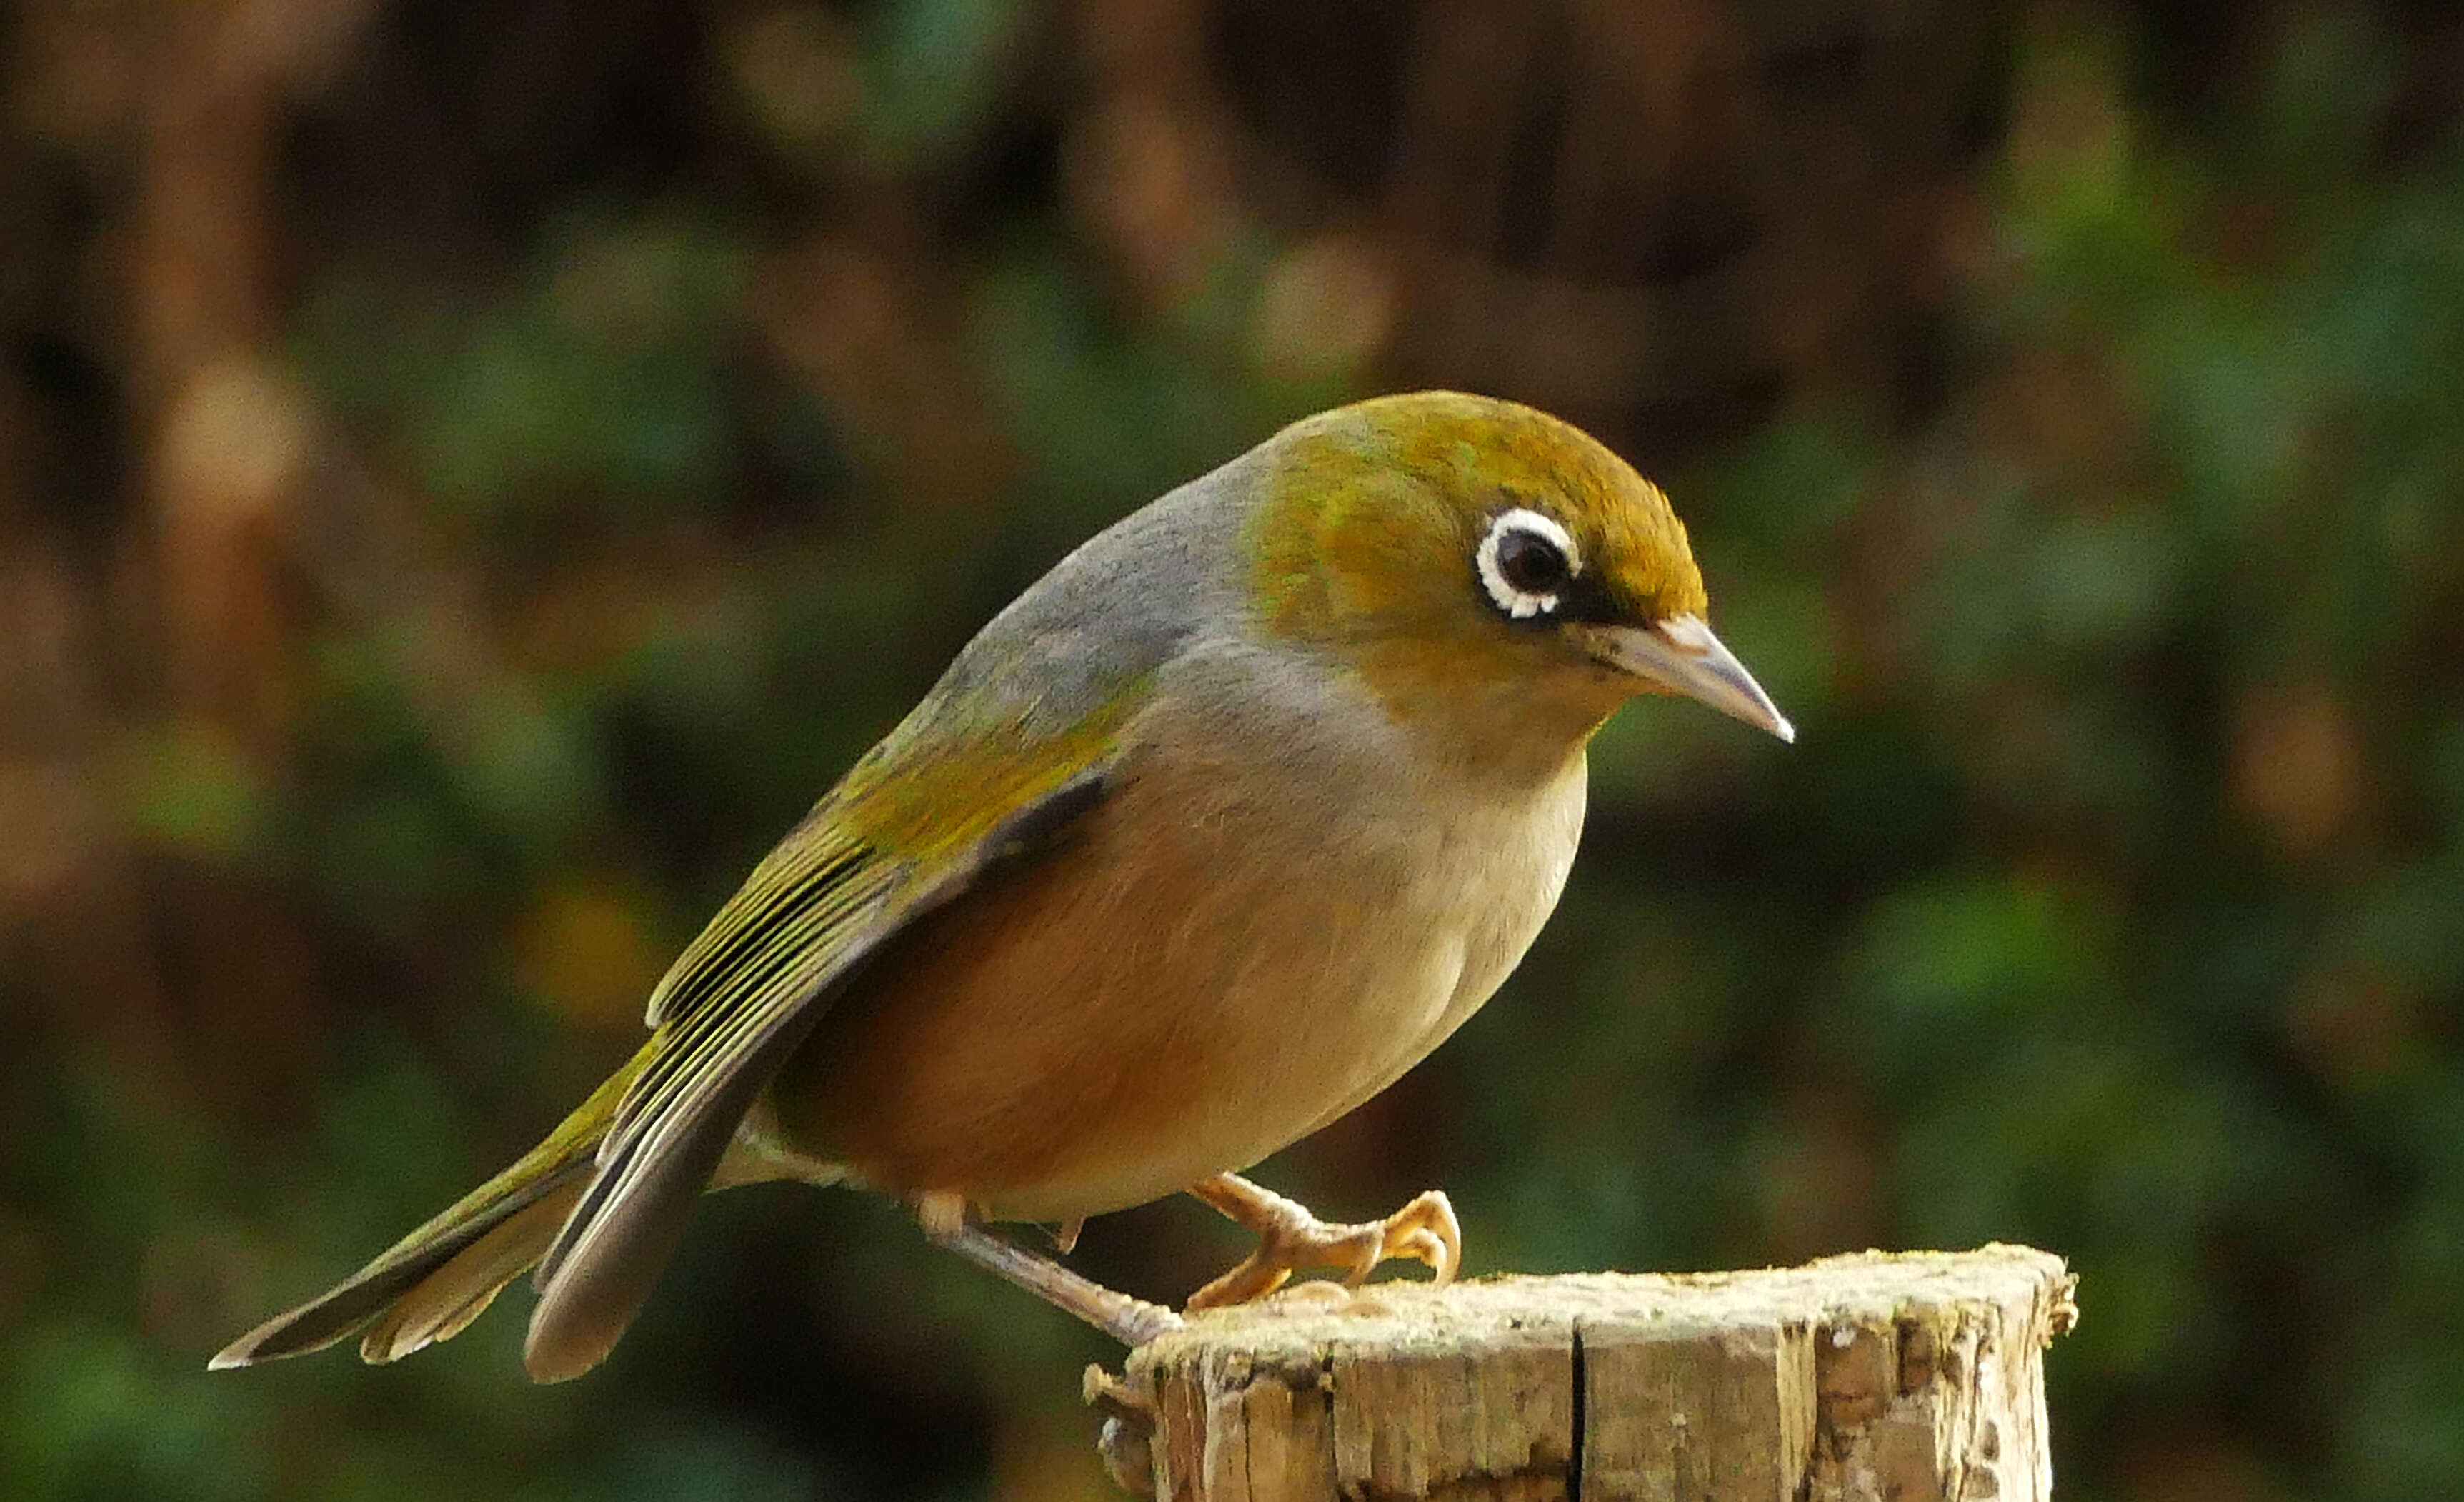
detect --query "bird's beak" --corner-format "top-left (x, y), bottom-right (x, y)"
top-left (1582, 613), bottom-right (1795, 743)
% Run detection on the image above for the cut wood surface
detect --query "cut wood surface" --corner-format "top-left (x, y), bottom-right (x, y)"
top-left (1088, 1245), bottom-right (2076, 1502)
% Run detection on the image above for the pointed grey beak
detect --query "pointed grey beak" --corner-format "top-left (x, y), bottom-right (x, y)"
top-left (1584, 613), bottom-right (1795, 742)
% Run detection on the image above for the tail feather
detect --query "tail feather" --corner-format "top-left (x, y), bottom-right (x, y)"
top-left (357, 1178), bottom-right (587, 1363)
top-left (211, 1062), bottom-right (637, 1372)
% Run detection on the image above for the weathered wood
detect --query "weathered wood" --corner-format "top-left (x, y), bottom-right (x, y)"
top-left (1089, 1245), bottom-right (2075, 1502)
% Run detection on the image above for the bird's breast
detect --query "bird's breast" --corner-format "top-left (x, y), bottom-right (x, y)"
top-left (769, 700), bottom-right (1587, 1223)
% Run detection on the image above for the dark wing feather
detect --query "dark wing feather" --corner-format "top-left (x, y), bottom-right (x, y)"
top-left (519, 464), bottom-right (1202, 1380)
top-left (521, 765), bottom-right (1114, 1381)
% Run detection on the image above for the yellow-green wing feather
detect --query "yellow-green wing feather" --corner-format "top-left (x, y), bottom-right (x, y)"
top-left (523, 690), bottom-right (1135, 1380)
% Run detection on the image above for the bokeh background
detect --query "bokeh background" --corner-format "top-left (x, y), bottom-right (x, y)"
top-left (2, 0), bottom-right (2460, 1497)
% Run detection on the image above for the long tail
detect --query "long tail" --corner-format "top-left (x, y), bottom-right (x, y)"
top-left (210, 1056), bottom-right (642, 1372)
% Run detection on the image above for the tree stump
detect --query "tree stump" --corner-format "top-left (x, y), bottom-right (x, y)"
top-left (1087, 1245), bottom-right (2076, 1501)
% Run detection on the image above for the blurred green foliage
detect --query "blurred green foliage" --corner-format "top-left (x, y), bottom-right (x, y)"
top-left (4, 1), bottom-right (2463, 1498)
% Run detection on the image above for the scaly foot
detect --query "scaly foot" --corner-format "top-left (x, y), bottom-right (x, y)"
top-left (1184, 1173), bottom-right (1461, 1310)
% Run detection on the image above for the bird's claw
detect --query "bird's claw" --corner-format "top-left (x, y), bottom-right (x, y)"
top-left (1186, 1183), bottom-right (1461, 1310)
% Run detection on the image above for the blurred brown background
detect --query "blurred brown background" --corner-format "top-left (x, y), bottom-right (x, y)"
top-left (4, 1), bottom-right (2462, 1497)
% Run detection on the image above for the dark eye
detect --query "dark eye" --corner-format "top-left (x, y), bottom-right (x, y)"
top-left (1495, 529), bottom-right (1570, 594)
top-left (1475, 507), bottom-right (1583, 620)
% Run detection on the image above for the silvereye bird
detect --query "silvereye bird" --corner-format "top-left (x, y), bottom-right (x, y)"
top-left (212, 390), bottom-right (1792, 1383)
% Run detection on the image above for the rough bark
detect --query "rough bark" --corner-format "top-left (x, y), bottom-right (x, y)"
top-left (1090, 1245), bottom-right (2077, 1502)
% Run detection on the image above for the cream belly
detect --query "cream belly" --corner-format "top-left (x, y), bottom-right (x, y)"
top-left (765, 730), bottom-right (1588, 1224)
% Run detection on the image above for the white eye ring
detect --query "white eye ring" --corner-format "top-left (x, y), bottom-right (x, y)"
top-left (1475, 507), bottom-right (1582, 620)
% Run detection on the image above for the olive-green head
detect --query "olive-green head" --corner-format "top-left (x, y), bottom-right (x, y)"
top-left (1247, 390), bottom-right (1792, 748)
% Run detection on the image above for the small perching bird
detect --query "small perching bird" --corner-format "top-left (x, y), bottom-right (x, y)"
top-left (212, 391), bottom-right (1792, 1382)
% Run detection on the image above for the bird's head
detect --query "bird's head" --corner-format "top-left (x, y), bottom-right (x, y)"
top-left (1247, 391), bottom-right (1792, 754)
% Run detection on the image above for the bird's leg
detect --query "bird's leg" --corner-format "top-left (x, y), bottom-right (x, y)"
top-left (915, 1192), bottom-right (1184, 1347)
top-left (1184, 1173), bottom-right (1461, 1310)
